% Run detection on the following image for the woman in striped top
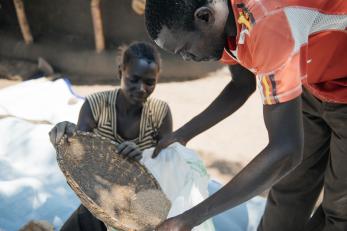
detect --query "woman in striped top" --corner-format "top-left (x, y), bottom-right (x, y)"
top-left (49, 41), bottom-right (173, 231)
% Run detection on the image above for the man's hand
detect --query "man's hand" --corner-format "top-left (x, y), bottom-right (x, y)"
top-left (156, 216), bottom-right (193, 231)
top-left (152, 132), bottom-right (187, 158)
top-left (117, 141), bottom-right (142, 160)
top-left (49, 121), bottom-right (76, 145)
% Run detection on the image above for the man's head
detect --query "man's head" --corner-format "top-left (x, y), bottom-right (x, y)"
top-left (145, 0), bottom-right (229, 62)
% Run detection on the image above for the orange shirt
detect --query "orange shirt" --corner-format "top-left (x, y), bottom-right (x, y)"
top-left (221, 0), bottom-right (347, 104)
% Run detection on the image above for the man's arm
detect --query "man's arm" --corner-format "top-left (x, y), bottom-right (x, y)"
top-left (178, 64), bottom-right (256, 141)
top-left (156, 96), bottom-right (304, 230)
top-left (153, 64), bottom-right (256, 157)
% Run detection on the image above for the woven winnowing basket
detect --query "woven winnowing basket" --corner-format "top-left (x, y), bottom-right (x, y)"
top-left (54, 131), bottom-right (171, 231)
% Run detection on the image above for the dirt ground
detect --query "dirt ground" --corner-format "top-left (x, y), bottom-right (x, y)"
top-left (0, 67), bottom-right (268, 185)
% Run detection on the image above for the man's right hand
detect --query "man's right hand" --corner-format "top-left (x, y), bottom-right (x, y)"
top-left (49, 121), bottom-right (77, 145)
top-left (155, 215), bottom-right (193, 231)
top-left (152, 131), bottom-right (187, 158)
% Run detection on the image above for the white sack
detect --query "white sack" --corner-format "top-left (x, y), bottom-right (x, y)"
top-left (0, 117), bottom-right (80, 231)
top-left (141, 143), bottom-right (215, 231)
top-left (0, 78), bottom-right (83, 124)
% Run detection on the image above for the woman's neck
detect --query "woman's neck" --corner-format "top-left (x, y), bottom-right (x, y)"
top-left (116, 89), bottom-right (143, 115)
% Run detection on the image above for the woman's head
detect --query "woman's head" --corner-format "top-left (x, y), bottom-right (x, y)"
top-left (117, 41), bottom-right (161, 105)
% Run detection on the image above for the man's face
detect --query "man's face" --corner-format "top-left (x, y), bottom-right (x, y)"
top-left (155, 26), bottom-right (226, 62)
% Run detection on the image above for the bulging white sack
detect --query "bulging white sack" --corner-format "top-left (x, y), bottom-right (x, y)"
top-left (141, 143), bottom-right (215, 231)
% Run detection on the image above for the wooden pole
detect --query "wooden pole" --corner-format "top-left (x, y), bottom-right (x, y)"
top-left (132, 0), bottom-right (146, 15)
top-left (91, 0), bottom-right (105, 53)
top-left (13, 0), bottom-right (33, 44)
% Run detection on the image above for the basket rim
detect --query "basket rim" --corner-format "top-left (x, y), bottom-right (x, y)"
top-left (55, 130), bottom-right (170, 231)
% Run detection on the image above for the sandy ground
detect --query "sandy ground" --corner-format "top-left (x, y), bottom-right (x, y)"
top-left (0, 67), bottom-right (268, 184)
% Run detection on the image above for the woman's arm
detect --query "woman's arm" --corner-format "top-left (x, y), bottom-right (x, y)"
top-left (77, 100), bottom-right (97, 132)
top-left (49, 100), bottom-right (97, 144)
top-left (157, 107), bottom-right (173, 140)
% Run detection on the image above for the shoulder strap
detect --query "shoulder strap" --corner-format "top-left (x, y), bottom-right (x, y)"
top-left (145, 98), bottom-right (169, 131)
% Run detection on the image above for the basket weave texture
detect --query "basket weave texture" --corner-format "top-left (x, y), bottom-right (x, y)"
top-left (54, 131), bottom-right (171, 231)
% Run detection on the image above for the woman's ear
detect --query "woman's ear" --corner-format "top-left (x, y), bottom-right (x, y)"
top-left (156, 65), bottom-right (161, 81)
top-left (118, 64), bottom-right (123, 80)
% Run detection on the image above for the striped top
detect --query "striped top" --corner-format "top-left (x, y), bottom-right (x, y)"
top-left (86, 89), bottom-right (169, 151)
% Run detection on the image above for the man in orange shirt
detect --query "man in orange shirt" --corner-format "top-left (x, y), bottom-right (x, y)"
top-left (144, 0), bottom-right (347, 230)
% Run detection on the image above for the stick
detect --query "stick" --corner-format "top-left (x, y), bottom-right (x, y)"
top-left (13, 0), bottom-right (33, 44)
top-left (132, 0), bottom-right (146, 15)
top-left (91, 0), bottom-right (105, 53)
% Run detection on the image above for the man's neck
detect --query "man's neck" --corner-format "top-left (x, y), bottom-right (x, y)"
top-left (224, 0), bottom-right (237, 37)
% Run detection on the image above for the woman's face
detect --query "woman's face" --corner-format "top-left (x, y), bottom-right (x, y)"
top-left (120, 58), bottom-right (159, 105)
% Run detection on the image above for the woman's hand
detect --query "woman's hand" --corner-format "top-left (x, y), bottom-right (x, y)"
top-left (152, 131), bottom-right (187, 158)
top-left (49, 121), bottom-right (76, 145)
top-left (117, 141), bottom-right (142, 160)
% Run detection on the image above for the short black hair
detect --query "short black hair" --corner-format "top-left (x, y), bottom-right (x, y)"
top-left (117, 41), bottom-right (161, 69)
top-left (145, 0), bottom-right (207, 40)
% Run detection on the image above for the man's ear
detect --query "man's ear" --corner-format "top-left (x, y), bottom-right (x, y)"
top-left (194, 6), bottom-right (215, 27)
